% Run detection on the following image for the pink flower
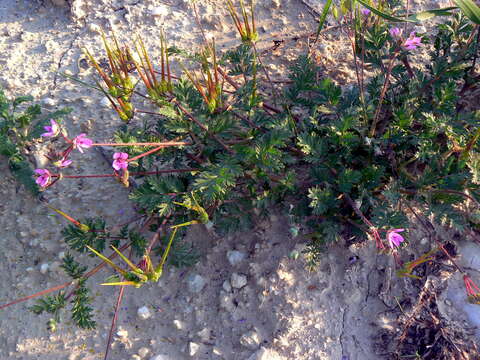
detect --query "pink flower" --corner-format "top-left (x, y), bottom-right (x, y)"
top-left (41, 120), bottom-right (60, 137)
top-left (34, 168), bottom-right (52, 188)
top-left (54, 158), bottom-right (72, 168)
top-left (404, 32), bottom-right (422, 50)
top-left (389, 27), bottom-right (402, 38)
top-left (112, 152), bottom-right (129, 171)
top-left (387, 228), bottom-right (405, 249)
top-left (72, 133), bottom-right (93, 153)
top-left (361, 8), bottom-right (371, 16)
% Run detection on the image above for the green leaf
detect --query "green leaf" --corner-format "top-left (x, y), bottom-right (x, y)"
top-left (454, 0), bottom-right (480, 24)
top-left (356, 0), bottom-right (409, 22)
top-left (308, 186), bottom-right (338, 215)
top-left (407, 7), bottom-right (458, 22)
top-left (315, 0), bottom-right (333, 43)
top-left (13, 95), bottom-right (33, 108)
top-left (9, 158), bottom-right (40, 195)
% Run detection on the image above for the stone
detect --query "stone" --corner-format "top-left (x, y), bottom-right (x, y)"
top-left (40, 263), bottom-right (49, 274)
top-left (137, 306), bottom-right (152, 320)
top-left (219, 292), bottom-right (235, 312)
top-left (100, 97), bottom-right (111, 107)
top-left (222, 280), bottom-right (232, 292)
top-left (197, 327), bottom-right (211, 342)
top-left (248, 347), bottom-right (284, 360)
top-left (187, 274), bottom-right (206, 293)
top-left (42, 97), bottom-right (55, 107)
top-left (227, 250), bottom-right (246, 266)
top-left (138, 347), bottom-right (150, 358)
top-left (188, 342), bottom-right (200, 356)
top-left (149, 356), bottom-right (170, 360)
top-left (117, 329), bottom-right (128, 338)
top-left (151, 5), bottom-right (169, 17)
top-left (240, 330), bottom-right (261, 350)
top-left (88, 23), bottom-right (102, 34)
top-left (231, 273), bottom-right (247, 289)
top-left (173, 319), bottom-right (185, 330)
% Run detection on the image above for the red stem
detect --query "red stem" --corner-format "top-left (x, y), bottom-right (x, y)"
top-left (92, 141), bottom-right (190, 147)
top-left (52, 169), bottom-right (199, 179)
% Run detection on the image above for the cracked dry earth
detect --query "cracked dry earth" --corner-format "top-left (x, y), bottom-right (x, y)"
top-left (1, 0), bottom-right (480, 360)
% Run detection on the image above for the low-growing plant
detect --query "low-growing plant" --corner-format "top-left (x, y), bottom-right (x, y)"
top-left (1, 0), bottom-right (480, 358)
top-left (0, 88), bottom-right (71, 194)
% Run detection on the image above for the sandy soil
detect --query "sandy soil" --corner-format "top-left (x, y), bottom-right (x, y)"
top-left (1, 1), bottom-right (479, 359)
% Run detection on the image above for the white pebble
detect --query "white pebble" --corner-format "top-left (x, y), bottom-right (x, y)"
top-left (189, 342), bottom-right (200, 356)
top-left (240, 330), bottom-right (261, 350)
top-left (149, 356), bottom-right (170, 360)
top-left (227, 250), bottom-right (246, 266)
top-left (42, 97), bottom-right (55, 107)
top-left (117, 329), bottom-right (128, 338)
top-left (231, 273), bottom-right (247, 289)
top-left (137, 306), bottom-right (152, 320)
top-left (151, 5), bottom-right (168, 17)
top-left (88, 23), bottom-right (102, 34)
top-left (222, 280), bottom-right (232, 292)
top-left (187, 274), bottom-right (206, 293)
top-left (173, 319), bottom-right (185, 330)
top-left (219, 292), bottom-right (234, 312)
top-left (100, 97), bottom-right (111, 107)
top-left (248, 347), bottom-right (284, 360)
top-left (138, 347), bottom-right (150, 358)
top-left (197, 328), bottom-right (211, 342)
top-left (40, 263), bottom-right (49, 274)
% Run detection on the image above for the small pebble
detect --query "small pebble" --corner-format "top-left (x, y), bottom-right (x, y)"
top-left (88, 23), bottom-right (102, 34)
top-left (100, 97), bottom-right (111, 107)
top-left (151, 5), bottom-right (168, 17)
top-left (40, 263), bottom-right (49, 274)
top-left (173, 319), bottom-right (185, 330)
top-left (222, 280), bottom-right (232, 292)
top-left (231, 273), bottom-right (247, 289)
top-left (42, 97), bottom-right (55, 107)
top-left (248, 347), bottom-right (283, 360)
top-left (197, 327), bottom-right (211, 342)
top-left (137, 306), bottom-right (152, 320)
top-left (187, 274), bottom-right (206, 293)
top-left (149, 356), bottom-right (169, 360)
top-left (117, 329), bottom-right (128, 338)
top-left (227, 250), bottom-right (246, 266)
top-left (189, 342), bottom-right (200, 356)
top-left (138, 347), bottom-right (150, 358)
top-left (240, 330), bottom-right (261, 350)
top-left (212, 347), bottom-right (223, 355)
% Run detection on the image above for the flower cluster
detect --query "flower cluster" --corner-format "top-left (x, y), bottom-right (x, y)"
top-left (35, 123), bottom-right (95, 188)
top-left (34, 169), bottom-right (52, 188)
top-left (72, 134), bottom-right (93, 153)
top-left (404, 32), bottom-right (422, 50)
top-left (41, 120), bottom-right (60, 138)
top-left (387, 228), bottom-right (405, 249)
top-left (112, 152), bottom-right (129, 171)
